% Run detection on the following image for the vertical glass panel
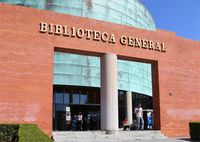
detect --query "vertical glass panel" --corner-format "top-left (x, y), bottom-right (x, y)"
top-left (53, 104), bottom-right (56, 130)
top-left (132, 93), bottom-right (135, 99)
top-left (96, 89), bottom-right (100, 104)
top-left (64, 93), bottom-right (70, 103)
top-left (149, 97), bottom-right (153, 109)
top-left (81, 88), bottom-right (87, 95)
top-left (143, 95), bottom-right (146, 109)
top-left (140, 94), bottom-right (143, 105)
top-left (53, 92), bottom-right (56, 103)
top-left (56, 87), bottom-right (64, 103)
top-left (80, 87), bottom-right (87, 104)
top-left (118, 91), bottom-right (124, 106)
top-left (132, 92), bottom-right (135, 108)
top-left (118, 107), bottom-right (125, 128)
top-left (55, 104), bottom-right (69, 131)
top-left (80, 95), bottom-right (87, 104)
top-left (56, 93), bottom-right (63, 103)
top-left (73, 94), bottom-right (79, 104)
top-left (53, 86), bottom-right (56, 103)
top-left (56, 104), bottom-right (64, 111)
top-left (135, 93), bottom-right (140, 107)
top-left (88, 89), bottom-right (95, 104)
top-left (135, 93), bottom-right (139, 99)
top-left (55, 104), bottom-right (65, 131)
top-left (53, 104), bottom-right (55, 118)
top-left (73, 87), bottom-right (79, 104)
top-left (64, 87), bottom-right (71, 103)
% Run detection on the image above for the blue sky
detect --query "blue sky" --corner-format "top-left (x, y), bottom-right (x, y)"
top-left (140, 0), bottom-right (200, 41)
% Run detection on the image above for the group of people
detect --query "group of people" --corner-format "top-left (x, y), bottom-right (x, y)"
top-left (72, 103), bottom-right (144, 131)
top-left (71, 111), bottom-right (83, 131)
top-left (123, 103), bottom-right (144, 131)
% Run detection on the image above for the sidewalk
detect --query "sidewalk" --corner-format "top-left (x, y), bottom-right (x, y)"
top-left (101, 138), bottom-right (199, 142)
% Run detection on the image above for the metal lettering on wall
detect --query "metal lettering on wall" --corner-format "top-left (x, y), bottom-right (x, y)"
top-left (39, 22), bottom-right (166, 52)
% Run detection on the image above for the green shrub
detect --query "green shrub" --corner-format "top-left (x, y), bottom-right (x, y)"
top-left (0, 123), bottom-right (53, 142)
top-left (189, 122), bottom-right (200, 141)
top-left (18, 124), bottom-right (53, 142)
top-left (0, 123), bottom-right (19, 142)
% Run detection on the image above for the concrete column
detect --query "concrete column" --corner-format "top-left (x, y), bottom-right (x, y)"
top-left (101, 53), bottom-right (118, 134)
top-left (125, 91), bottom-right (133, 125)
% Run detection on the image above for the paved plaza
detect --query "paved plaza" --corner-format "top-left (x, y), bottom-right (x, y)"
top-left (99, 138), bottom-right (198, 142)
top-left (53, 131), bottom-right (198, 142)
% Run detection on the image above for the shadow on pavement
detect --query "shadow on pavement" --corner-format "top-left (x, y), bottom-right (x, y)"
top-left (177, 138), bottom-right (199, 142)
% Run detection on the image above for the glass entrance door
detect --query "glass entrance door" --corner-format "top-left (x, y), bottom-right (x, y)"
top-left (54, 104), bottom-right (69, 131)
top-left (53, 104), bottom-right (100, 131)
top-left (87, 106), bottom-right (100, 130)
top-left (53, 85), bottom-right (101, 131)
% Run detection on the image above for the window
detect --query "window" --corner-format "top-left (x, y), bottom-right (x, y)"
top-left (88, 89), bottom-right (95, 104)
top-left (56, 93), bottom-right (63, 103)
top-left (80, 88), bottom-right (87, 104)
top-left (53, 104), bottom-right (55, 118)
top-left (73, 87), bottom-right (80, 104)
top-left (53, 92), bottom-right (56, 103)
top-left (73, 94), bottom-right (79, 104)
top-left (96, 89), bottom-right (100, 104)
top-left (64, 93), bottom-right (70, 103)
top-left (56, 104), bottom-right (64, 111)
top-left (80, 95), bottom-right (87, 104)
top-left (64, 87), bottom-right (71, 103)
top-left (53, 86), bottom-right (101, 105)
top-left (56, 87), bottom-right (64, 103)
top-left (118, 91), bottom-right (125, 106)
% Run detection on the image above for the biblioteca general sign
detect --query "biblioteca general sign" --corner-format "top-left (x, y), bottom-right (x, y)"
top-left (39, 22), bottom-right (166, 52)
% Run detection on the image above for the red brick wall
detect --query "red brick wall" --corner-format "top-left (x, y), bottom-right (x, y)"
top-left (0, 3), bottom-right (199, 137)
top-left (158, 38), bottom-right (200, 137)
top-left (0, 3), bottom-right (54, 136)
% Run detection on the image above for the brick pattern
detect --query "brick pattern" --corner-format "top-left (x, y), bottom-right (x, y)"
top-left (0, 3), bottom-right (200, 137)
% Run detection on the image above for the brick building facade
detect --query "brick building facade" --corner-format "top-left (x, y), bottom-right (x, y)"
top-left (0, 3), bottom-right (200, 137)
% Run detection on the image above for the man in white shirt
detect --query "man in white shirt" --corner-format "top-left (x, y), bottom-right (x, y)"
top-left (134, 103), bottom-right (144, 130)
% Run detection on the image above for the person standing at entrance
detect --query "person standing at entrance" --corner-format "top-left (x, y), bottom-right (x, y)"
top-left (71, 114), bottom-right (76, 131)
top-left (77, 111), bottom-right (83, 131)
top-left (134, 103), bottom-right (144, 130)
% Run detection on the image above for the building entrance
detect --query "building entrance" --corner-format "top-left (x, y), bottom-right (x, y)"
top-left (53, 104), bottom-right (100, 131)
top-left (53, 85), bottom-right (153, 131)
top-left (53, 85), bottom-right (101, 131)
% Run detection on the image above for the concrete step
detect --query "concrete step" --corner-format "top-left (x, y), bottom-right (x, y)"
top-left (53, 130), bottom-right (162, 136)
top-left (53, 134), bottom-right (166, 139)
top-left (53, 130), bottom-right (168, 142)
